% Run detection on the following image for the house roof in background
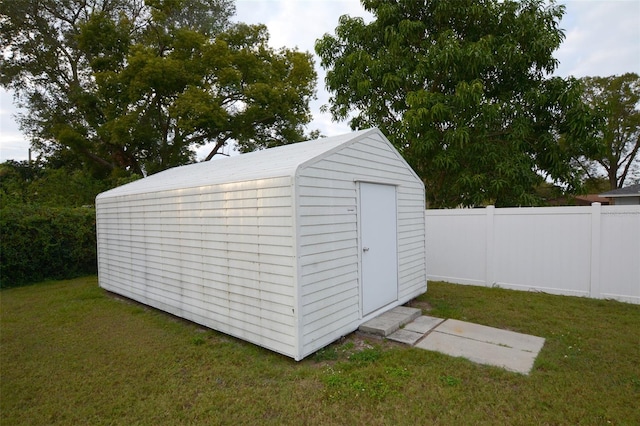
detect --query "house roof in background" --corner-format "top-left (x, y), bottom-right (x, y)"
top-left (574, 194), bottom-right (610, 205)
top-left (600, 184), bottom-right (640, 198)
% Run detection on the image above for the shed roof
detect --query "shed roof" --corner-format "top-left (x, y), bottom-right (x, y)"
top-left (98, 128), bottom-right (379, 198)
top-left (600, 184), bottom-right (640, 198)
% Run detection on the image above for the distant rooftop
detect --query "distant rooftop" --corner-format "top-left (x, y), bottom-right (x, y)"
top-left (600, 184), bottom-right (640, 198)
top-left (574, 194), bottom-right (610, 205)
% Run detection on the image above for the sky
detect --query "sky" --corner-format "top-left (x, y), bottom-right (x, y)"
top-left (1, 0), bottom-right (639, 162)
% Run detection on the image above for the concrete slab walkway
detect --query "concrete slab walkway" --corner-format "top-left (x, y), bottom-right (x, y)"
top-left (359, 307), bottom-right (545, 375)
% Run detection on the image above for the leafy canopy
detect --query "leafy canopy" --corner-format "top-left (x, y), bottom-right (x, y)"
top-left (0, 159), bottom-right (139, 208)
top-left (1, 0), bottom-right (317, 177)
top-left (573, 73), bottom-right (640, 189)
top-left (316, 0), bottom-right (593, 207)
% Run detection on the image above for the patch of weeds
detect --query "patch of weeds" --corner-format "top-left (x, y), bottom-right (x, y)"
top-left (439, 375), bottom-right (462, 387)
top-left (321, 367), bottom-right (395, 401)
top-left (340, 341), bottom-right (355, 351)
top-left (313, 339), bottom-right (361, 363)
top-left (322, 367), bottom-right (348, 400)
top-left (349, 347), bottom-right (382, 364)
top-left (557, 332), bottom-right (583, 361)
top-left (369, 379), bottom-right (393, 400)
top-left (348, 379), bottom-right (393, 400)
top-left (313, 347), bottom-right (338, 362)
top-left (386, 366), bottom-right (411, 379)
top-left (350, 379), bottom-right (366, 394)
top-left (191, 336), bottom-right (206, 346)
top-left (324, 368), bottom-right (347, 387)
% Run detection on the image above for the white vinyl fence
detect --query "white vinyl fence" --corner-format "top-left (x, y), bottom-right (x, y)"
top-left (425, 204), bottom-right (640, 304)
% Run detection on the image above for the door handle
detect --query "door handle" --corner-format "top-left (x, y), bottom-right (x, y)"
top-left (363, 247), bottom-right (369, 252)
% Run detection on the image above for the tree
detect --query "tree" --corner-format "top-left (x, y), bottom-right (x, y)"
top-left (1, 0), bottom-right (317, 177)
top-left (0, 158), bottom-right (138, 207)
top-left (572, 73), bottom-right (640, 190)
top-left (316, 0), bottom-right (593, 207)
top-left (0, 160), bottom-right (44, 206)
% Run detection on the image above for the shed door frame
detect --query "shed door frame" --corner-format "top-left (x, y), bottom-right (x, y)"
top-left (358, 181), bottom-right (399, 316)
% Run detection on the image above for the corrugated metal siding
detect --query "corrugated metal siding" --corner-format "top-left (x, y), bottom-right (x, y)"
top-left (297, 134), bottom-right (426, 357)
top-left (97, 177), bottom-right (298, 357)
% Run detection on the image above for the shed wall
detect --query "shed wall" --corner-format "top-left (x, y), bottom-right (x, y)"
top-left (297, 133), bottom-right (426, 357)
top-left (97, 177), bottom-right (298, 357)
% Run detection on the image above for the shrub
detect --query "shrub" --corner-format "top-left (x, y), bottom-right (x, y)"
top-left (0, 205), bottom-right (97, 287)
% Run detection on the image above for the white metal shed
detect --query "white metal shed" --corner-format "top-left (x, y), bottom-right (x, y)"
top-left (96, 128), bottom-right (426, 360)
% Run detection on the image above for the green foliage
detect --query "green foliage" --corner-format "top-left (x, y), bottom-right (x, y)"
top-left (0, 160), bottom-right (44, 205)
top-left (573, 73), bottom-right (640, 189)
top-left (316, 0), bottom-right (594, 207)
top-left (0, 160), bottom-right (136, 208)
top-left (0, 160), bottom-right (137, 287)
top-left (0, 206), bottom-right (97, 287)
top-left (581, 177), bottom-right (611, 194)
top-left (1, 0), bottom-right (317, 177)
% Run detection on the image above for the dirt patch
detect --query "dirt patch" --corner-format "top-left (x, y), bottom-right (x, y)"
top-left (309, 331), bottom-right (405, 366)
top-left (405, 299), bottom-right (432, 312)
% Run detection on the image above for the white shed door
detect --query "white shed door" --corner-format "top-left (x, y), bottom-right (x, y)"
top-left (360, 182), bottom-right (398, 315)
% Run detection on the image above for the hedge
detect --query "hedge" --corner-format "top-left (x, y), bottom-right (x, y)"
top-left (0, 205), bottom-right (97, 288)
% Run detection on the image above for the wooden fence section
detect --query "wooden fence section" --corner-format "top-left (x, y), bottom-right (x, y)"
top-left (425, 204), bottom-right (640, 304)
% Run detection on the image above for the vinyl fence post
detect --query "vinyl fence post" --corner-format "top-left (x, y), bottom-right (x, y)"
top-left (486, 205), bottom-right (495, 287)
top-left (590, 202), bottom-right (602, 299)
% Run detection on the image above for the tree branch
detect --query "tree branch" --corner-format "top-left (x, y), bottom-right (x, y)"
top-left (204, 140), bottom-right (227, 161)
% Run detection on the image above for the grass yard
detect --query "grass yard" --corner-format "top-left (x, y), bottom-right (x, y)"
top-left (1, 277), bottom-right (639, 425)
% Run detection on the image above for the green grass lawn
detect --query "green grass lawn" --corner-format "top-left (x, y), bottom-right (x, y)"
top-left (1, 277), bottom-right (639, 425)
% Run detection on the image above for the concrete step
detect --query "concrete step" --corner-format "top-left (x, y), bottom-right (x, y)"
top-left (361, 309), bottom-right (546, 374)
top-left (360, 310), bottom-right (546, 374)
top-left (358, 306), bottom-right (421, 337)
top-left (387, 315), bottom-right (444, 345)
